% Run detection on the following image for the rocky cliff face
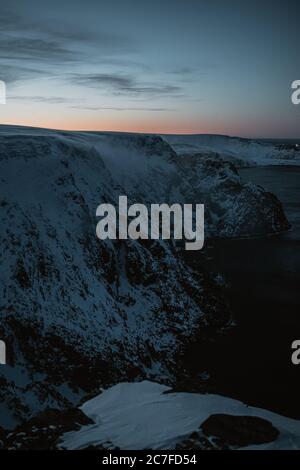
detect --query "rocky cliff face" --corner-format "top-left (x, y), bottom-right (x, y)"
top-left (0, 126), bottom-right (289, 429)
top-left (174, 154), bottom-right (290, 237)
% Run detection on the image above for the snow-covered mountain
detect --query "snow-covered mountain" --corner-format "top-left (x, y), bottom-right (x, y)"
top-left (163, 134), bottom-right (300, 167)
top-left (0, 125), bottom-right (289, 429)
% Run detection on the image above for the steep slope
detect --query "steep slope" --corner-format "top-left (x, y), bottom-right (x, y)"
top-left (0, 125), bottom-right (289, 429)
top-left (163, 134), bottom-right (300, 166)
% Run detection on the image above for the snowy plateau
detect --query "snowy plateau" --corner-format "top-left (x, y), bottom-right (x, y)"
top-left (0, 124), bottom-right (298, 448)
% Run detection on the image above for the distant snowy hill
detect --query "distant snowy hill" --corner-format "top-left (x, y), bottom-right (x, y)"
top-left (163, 134), bottom-right (300, 166)
top-left (0, 125), bottom-right (289, 428)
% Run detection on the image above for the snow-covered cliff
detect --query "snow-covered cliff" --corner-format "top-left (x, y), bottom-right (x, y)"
top-left (0, 125), bottom-right (289, 428)
top-left (163, 134), bottom-right (300, 167)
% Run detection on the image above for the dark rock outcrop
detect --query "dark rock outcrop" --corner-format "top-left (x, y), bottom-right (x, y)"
top-left (201, 413), bottom-right (279, 447)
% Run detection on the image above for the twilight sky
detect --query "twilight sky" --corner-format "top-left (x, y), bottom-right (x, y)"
top-left (0, 0), bottom-right (299, 137)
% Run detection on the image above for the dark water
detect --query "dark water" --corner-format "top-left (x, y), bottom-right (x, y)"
top-left (185, 166), bottom-right (300, 419)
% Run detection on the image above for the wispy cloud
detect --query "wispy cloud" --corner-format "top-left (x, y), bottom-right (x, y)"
top-left (0, 64), bottom-right (48, 84)
top-left (9, 95), bottom-right (74, 104)
top-left (0, 34), bottom-right (77, 62)
top-left (71, 73), bottom-right (182, 98)
top-left (168, 67), bottom-right (196, 75)
top-left (70, 105), bottom-right (174, 111)
top-left (0, 6), bottom-right (187, 112)
top-left (72, 73), bottom-right (133, 89)
top-left (0, 8), bottom-right (136, 71)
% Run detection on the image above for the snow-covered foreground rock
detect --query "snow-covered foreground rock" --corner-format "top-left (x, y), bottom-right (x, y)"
top-left (61, 381), bottom-right (300, 450)
top-left (163, 134), bottom-right (300, 167)
top-left (0, 125), bottom-right (289, 429)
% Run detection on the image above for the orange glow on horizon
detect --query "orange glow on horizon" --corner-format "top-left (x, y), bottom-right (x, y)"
top-left (0, 115), bottom-right (227, 135)
top-left (1, 110), bottom-right (291, 138)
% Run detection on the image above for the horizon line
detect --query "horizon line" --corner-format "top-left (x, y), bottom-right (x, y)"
top-left (0, 123), bottom-right (299, 141)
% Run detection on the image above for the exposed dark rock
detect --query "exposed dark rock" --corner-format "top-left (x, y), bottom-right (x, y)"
top-left (2, 408), bottom-right (94, 450)
top-left (176, 431), bottom-right (216, 450)
top-left (201, 413), bottom-right (279, 447)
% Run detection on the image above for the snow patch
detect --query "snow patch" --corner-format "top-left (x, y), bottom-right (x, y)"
top-left (62, 381), bottom-right (300, 450)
